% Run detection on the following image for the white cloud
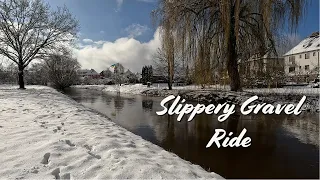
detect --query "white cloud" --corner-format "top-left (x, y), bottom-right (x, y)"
top-left (115, 0), bottom-right (124, 11)
top-left (94, 40), bottom-right (107, 45)
top-left (74, 28), bottom-right (161, 73)
top-left (82, 39), bottom-right (94, 43)
top-left (100, 30), bottom-right (105, 34)
top-left (124, 24), bottom-right (149, 38)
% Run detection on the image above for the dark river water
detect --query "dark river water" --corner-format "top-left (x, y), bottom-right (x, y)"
top-left (63, 88), bottom-right (319, 179)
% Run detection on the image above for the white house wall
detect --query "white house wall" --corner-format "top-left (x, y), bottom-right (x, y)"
top-left (285, 50), bottom-right (320, 76)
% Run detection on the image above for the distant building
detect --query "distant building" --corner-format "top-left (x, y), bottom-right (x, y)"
top-left (283, 32), bottom-right (320, 82)
top-left (100, 69), bottom-right (113, 78)
top-left (124, 69), bottom-right (133, 77)
top-left (152, 71), bottom-right (168, 83)
top-left (135, 72), bottom-right (142, 82)
top-left (78, 69), bottom-right (100, 79)
top-left (240, 51), bottom-right (285, 87)
top-left (113, 63), bottom-right (125, 74)
top-left (244, 52), bottom-right (284, 75)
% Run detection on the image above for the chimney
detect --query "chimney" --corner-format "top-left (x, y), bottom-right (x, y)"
top-left (310, 32), bottom-right (319, 38)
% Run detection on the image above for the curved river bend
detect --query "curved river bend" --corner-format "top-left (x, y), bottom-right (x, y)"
top-left (63, 88), bottom-right (319, 179)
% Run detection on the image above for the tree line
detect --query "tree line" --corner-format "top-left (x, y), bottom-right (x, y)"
top-left (0, 50), bottom-right (80, 89)
top-left (0, 0), bottom-right (308, 91)
top-left (0, 0), bottom-right (78, 89)
top-left (141, 65), bottom-right (153, 85)
top-left (152, 0), bottom-right (307, 91)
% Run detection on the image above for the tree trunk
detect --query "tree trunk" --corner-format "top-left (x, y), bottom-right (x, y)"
top-left (167, 81), bottom-right (172, 90)
top-left (227, 42), bottom-right (241, 91)
top-left (18, 65), bottom-right (25, 89)
top-left (226, 11), bottom-right (241, 91)
top-left (168, 60), bottom-right (173, 90)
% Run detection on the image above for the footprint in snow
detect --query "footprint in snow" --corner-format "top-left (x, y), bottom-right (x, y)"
top-left (37, 114), bottom-right (49, 119)
top-left (61, 173), bottom-right (71, 180)
top-left (84, 144), bottom-right (92, 151)
top-left (65, 140), bottom-right (75, 147)
top-left (30, 168), bottom-right (39, 174)
top-left (51, 168), bottom-right (60, 179)
top-left (41, 153), bottom-right (50, 165)
top-left (88, 152), bottom-right (101, 159)
top-left (84, 144), bottom-right (101, 159)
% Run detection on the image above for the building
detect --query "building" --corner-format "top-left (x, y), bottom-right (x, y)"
top-left (240, 51), bottom-right (285, 87)
top-left (113, 63), bottom-right (125, 74)
top-left (283, 32), bottom-right (320, 82)
top-left (123, 69), bottom-right (139, 83)
top-left (78, 69), bottom-right (100, 79)
top-left (100, 69), bottom-right (113, 78)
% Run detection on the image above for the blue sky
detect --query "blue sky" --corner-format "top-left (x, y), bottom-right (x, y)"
top-left (45, 0), bottom-right (319, 72)
top-left (46, 0), bottom-right (157, 43)
top-left (295, 0), bottom-right (319, 38)
top-left (46, 0), bottom-right (319, 43)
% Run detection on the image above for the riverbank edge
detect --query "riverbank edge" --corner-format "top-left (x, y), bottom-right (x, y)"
top-left (142, 89), bottom-right (319, 112)
top-left (0, 86), bottom-right (223, 179)
top-left (73, 85), bottom-right (319, 112)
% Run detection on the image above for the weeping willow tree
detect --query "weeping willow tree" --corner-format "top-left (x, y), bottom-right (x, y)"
top-left (153, 0), bottom-right (306, 91)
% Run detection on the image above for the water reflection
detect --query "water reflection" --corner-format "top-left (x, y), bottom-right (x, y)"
top-left (64, 88), bottom-right (319, 179)
top-left (114, 93), bottom-right (125, 111)
top-left (99, 93), bottom-right (112, 105)
top-left (142, 99), bottom-right (153, 111)
top-left (126, 97), bottom-right (136, 106)
top-left (226, 113), bottom-right (240, 134)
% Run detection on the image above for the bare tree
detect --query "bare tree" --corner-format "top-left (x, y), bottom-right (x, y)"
top-left (153, 0), bottom-right (307, 91)
top-left (0, 0), bottom-right (78, 89)
top-left (163, 19), bottom-right (175, 90)
top-left (44, 50), bottom-right (80, 89)
top-left (153, 47), bottom-right (183, 84)
top-left (25, 62), bottom-right (47, 85)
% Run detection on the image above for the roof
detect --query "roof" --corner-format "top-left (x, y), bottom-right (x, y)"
top-left (246, 51), bottom-right (283, 62)
top-left (284, 32), bottom-right (320, 56)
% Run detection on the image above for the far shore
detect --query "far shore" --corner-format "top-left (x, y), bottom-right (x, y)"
top-left (73, 84), bottom-right (320, 112)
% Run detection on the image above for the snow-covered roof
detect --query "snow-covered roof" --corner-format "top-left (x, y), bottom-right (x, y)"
top-left (246, 51), bottom-right (282, 62)
top-left (284, 32), bottom-right (320, 56)
top-left (78, 69), bottom-right (99, 75)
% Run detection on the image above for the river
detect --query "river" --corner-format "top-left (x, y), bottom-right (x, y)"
top-left (63, 88), bottom-right (319, 179)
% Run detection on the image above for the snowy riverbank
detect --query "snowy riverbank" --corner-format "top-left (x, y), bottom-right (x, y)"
top-left (0, 85), bottom-right (223, 179)
top-left (73, 84), bottom-right (205, 95)
top-left (74, 84), bottom-right (319, 112)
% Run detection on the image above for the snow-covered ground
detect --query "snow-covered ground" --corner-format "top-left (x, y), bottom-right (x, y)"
top-left (0, 85), bottom-right (222, 179)
top-left (74, 84), bottom-right (230, 95)
top-left (244, 87), bottom-right (320, 95)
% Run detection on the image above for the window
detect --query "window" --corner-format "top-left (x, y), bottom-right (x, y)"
top-left (299, 54), bottom-right (302, 58)
top-left (305, 53), bottom-right (310, 59)
top-left (299, 66), bottom-right (301, 70)
top-left (313, 52), bottom-right (316, 56)
top-left (289, 67), bottom-right (295, 73)
top-left (289, 56), bottom-right (295, 64)
top-left (305, 65), bottom-right (309, 71)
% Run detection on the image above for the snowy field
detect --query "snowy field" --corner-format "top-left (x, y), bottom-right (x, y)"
top-left (0, 85), bottom-right (222, 179)
top-left (74, 84), bottom-right (230, 95)
top-left (74, 84), bottom-right (320, 96)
